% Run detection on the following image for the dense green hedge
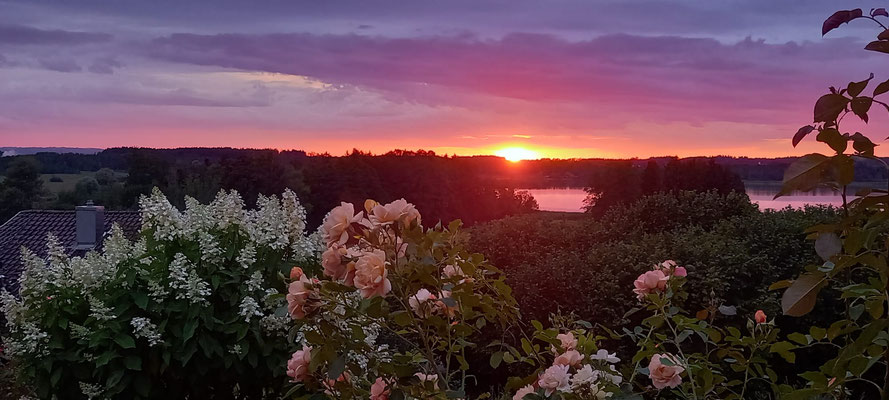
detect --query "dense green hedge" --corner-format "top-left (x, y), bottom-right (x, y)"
top-left (469, 190), bottom-right (840, 335)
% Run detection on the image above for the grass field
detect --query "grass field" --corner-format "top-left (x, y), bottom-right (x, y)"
top-left (40, 171), bottom-right (126, 194)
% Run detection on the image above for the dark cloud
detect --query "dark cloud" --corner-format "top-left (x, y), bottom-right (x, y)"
top-left (145, 31), bottom-right (876, 118)
top-left (0, 24), bottom-right (112, 46)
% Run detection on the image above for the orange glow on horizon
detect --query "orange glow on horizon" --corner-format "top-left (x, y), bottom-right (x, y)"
top-left (495, 147), bottom-right (540, 162)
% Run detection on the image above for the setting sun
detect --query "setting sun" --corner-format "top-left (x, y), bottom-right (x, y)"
top-left (495, 147), bottom-right (539, 162)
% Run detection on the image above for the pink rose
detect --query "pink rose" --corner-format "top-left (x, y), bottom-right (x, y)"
top-left (755, 310), bottom-right (767, 324)
top-left (553, 349), bottom-right (584, 367)
top-left (289, 266), bottom-right (303, 281)
top-left (370, 377), bottom-right (390, 400)
top-left (538, 364), bottom-right (571, 395)
top-left (648, 353), bottom-right (684, 389)
top-left (633, 270), bottom-right (667, 299)
top-left (414, 372), bottom-right (439, 388)
top-left (286, 345), bottom-right (313, 382)
top-left (409, 288), bottom-right (437, 317)
top-left (513, 384), bottom-right (535, 400)
top-left (556, 332), bottom-right (577, 351)
top-left (321, 202), bottom-right (362, 245)
top-left (442, 264), bottom-right (464, 278)
top-left (658, 260), bottom-right (687, 277)
top-left (370, 199), bottom-right (421, 226)
top-left (321, 245), bottom-right (348, 281)
top-left (287, 274), bottom-right (319, 320)
top-left (353, 250), bottom-right (391, 298)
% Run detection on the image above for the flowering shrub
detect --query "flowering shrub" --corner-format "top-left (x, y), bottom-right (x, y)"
top-left (2, 188), bottom-right (317, 398)
top-left (281, 199), bottom-right (519, 399)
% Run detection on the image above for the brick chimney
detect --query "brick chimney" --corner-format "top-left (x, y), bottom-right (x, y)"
top-left (73, 200), bottom-right (105, 250)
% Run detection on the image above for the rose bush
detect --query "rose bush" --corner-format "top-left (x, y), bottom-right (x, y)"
top-left (280, 198), bottom-right (520, 399)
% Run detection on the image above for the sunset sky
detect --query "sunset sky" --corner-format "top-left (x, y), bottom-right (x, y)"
top-left (1, 0), bottom-right (887, 158)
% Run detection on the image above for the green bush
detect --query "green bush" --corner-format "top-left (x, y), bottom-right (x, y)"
top-left (1, 188), bottom-right (319, 399)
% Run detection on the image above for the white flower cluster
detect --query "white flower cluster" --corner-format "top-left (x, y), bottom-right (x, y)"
top-left (79, 382), bottom-right (104, 399)
top-left (2, 322), bottom-right (48, 357)
top-left (238, 296), bottom-right (263, 323)
top-left (167, 253), bottom-right (211, 305)
top-left (131, 317), bottom-right (162, 346)
top-left (88, 296), bottom-right (116, 321)
top-left (139, 188), bottom-right (317, 262)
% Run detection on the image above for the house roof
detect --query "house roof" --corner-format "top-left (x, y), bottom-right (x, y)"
top-left (0, 210), bottom-right (141, 293)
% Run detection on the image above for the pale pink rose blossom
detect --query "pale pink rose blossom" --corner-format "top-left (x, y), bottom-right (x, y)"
top-left (286, 345), bottom-right (313, 382)
top-left (556, 332), bottom-right (578, 351)
top-left (289, 266), bottom-right (303, 281)
top-left (286, 273), bottom-right (319, 320)
top-left (371, 199), bottom-right (421, 226)
top-left (414, 372), bottom-right (439, 388)
top-left (353, 250), bottom-right (392, 298)
top-left (658, 260), bottom-right (688, 277)
top-left (513, 384), bottom-right (535, 400)
top-left (633, 270), bottom-right (668, 299)
top-left (672, 266), bottom-right (687, 277)
top-left (321, 202), bottom-right (363, 245)
top-left (553, 349), bottom-right (585, 367)
top-left (409, 288), bottom-right (437, 317)
top-left (370, 377), bottom-right (390, 400)
top-left (321, 245), bottom-right (348, 280)
top-left (648, 353), bottom-right (684, 389)
top-left (442, 264), bottom-right (464, 278)
top-left (538, 364), bottom-right (571, 396)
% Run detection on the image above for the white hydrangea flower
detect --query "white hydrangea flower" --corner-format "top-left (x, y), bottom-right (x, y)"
top-left (238, 296), bottom-right (263, 323)
top-left (259, 314), bottom-right (290, 336)
top-left (131, 317), bottom-right (162, 346)
top-left (167, 253), bottom-right (211, 305)
top-left (79, 382), bottom-right (104, 399)
top-left (238, 244), bottom-right (257, 269)
top-left (88, 296), bottom-right (116, 321)
top-left (139, 187), bottom-right (183, 241)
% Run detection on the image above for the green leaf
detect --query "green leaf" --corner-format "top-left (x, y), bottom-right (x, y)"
top-left (124, 355), bottom-right (142, 371)
top-left (847, 74), bottom-right (873, 97)
top-left (816, 128), bottom-right (847, 153)
top-left (851, 132), bottom-right (877, 156)
top-left (792, 125), bottom-right (815, 147)
top-left (132, 292), bottom-right (149, 309)
top-left (769, 280), bottom-right (793, 291)
top-left (874, 79), bottom-right (889, 96)
top-left (328, 356), bottom-right (346, 380)
top-left (113, 333), bottom-right (136, 349)
top-left (813, 94), bottom-right (848, 123)
top-left (815, 232), bottom-right (842, 261)
top-left (787, 332), bottom-right (809, 345)
top-left (490, 351), bottom-right (504, 369)
top-left (775, 153), bottom-right (830, 198)
top-left (865, 40), bottom-right (889, 54)
top-left (851, 97), bottom-right (873, 122)
top-left (183, 319), bottom-right (198, 342)
top-left (781, 272), bottom-right (826, 317)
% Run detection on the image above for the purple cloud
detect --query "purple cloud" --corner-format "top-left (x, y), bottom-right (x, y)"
top-left (38, 57), bottom-right (81, 72)
top-left (0, 24), bottom-right (112, 46)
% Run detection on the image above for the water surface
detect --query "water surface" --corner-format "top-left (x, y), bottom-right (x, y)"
top-left (522, 183), bottom-right (881, 213)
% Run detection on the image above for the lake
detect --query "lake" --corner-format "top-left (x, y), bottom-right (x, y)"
top-left (521, 182), bottom-right (880, 213)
